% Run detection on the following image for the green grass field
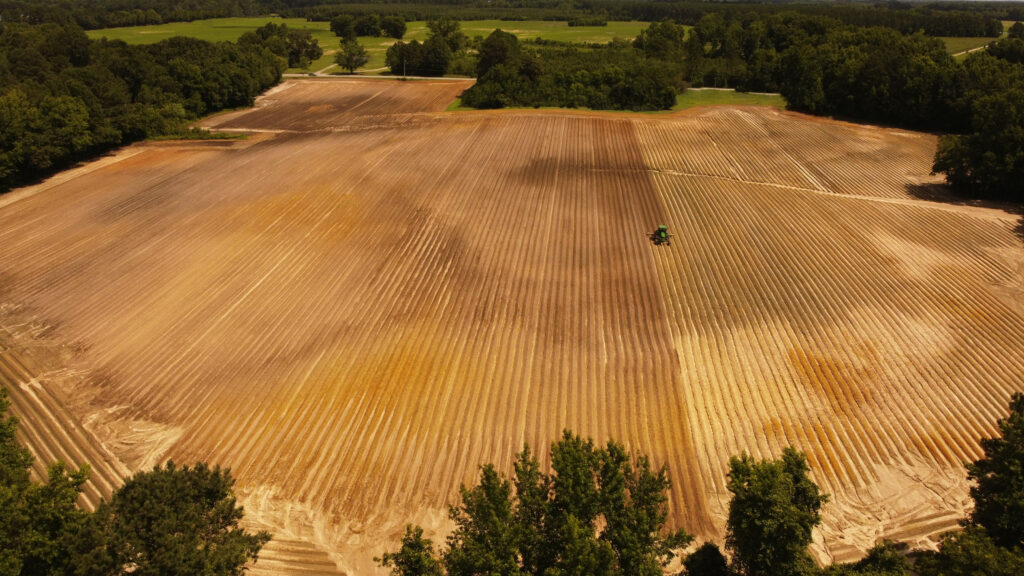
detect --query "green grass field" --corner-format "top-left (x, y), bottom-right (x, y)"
top-left (941, 36), bottom-right (995, 55)
top-left (672, 89), bottom-right (786, 111)
top-left (87, 17), bottom-right (650, 74)
top-left (943, 21), bottom-right (1017, 58)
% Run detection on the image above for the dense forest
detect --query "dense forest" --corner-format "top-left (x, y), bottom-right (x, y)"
top-left (0, 21), bottom-right (325, 191)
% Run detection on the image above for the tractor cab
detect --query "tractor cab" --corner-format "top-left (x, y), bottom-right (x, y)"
top-left (650, 225), bottom-right (672, 246)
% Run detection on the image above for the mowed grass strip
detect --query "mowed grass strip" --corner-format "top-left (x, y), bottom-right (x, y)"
top-left (87, 17), bottom-right (650, 74)
top-left (673, 89), bottom-right (786, 111)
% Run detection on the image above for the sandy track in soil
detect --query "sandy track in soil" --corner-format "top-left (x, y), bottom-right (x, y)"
top-left (1, 79), bottom-right (1022, 574)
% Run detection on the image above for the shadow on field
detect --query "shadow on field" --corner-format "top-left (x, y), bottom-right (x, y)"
top-left (0, 149), bottom-right (126, 197)
top-left (906, 183), bottom-right (1024, 244)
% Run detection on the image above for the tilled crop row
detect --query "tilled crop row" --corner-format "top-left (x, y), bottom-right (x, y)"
top-left (0, 80), bottom-right (1021, 574)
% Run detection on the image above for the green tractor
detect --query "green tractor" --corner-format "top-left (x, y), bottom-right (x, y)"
top-left (650, 225), bottom-right (672, 246)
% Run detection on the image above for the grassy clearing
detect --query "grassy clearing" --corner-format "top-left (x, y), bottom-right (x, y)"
top-left (87, 18), bottom-right (650, 74)
top-left (672, 89), bottom-right (786, 111)
top-left (445, 98), bottom-right (475, 112)
top-left (941, 36), bottom-right (995, 54)
top-left (944, 21), bottom-right (1016, 58)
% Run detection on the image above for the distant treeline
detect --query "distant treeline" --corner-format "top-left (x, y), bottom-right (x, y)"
top-left (306, 2), bottom-right (1004, 37)
top-left (594, 1), bottom-right (1003, 37)
top-left (0, 21), bottom-right (323, 191)
top-left (307, 4), bottom-right (590, 25)
top-left (461, 36), bottom-right (676, 111)
top-left (0, 0), bottom-right (1007, 38)
top-left (669, 11), bottom-right (1023, 200)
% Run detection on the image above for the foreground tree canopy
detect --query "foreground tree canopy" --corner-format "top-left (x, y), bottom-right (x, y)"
top-left (0, 388), bottom-right (270, 576)
top-left (380, 393), bottom-right (1024, 576)
top-left (966, 393), bottom-right (1024, 549)
top-left (725, 448), bottom-right (827, 576)
top-left (913, 393), bottom-right (1024, 576)
top-left (378, 431), bottom-right (692, 576)
top-left (5, 388), bottom-right (1024, 575)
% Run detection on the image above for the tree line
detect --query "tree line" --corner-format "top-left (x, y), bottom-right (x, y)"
top-left (300, 2), bottom-right (1003, 39)
top-left (374, 19), bottom-right (675, 110)
top-left (658, 11), bottom-right (1023, 202)
top-left (1, 388), bottom-right (270, 575)
top-left (334, 8), bottom-right (1022, 199)
top-left (378, 393), bottom-right (1024, 576)
top-left (0, 0), bottom-right (1006, 41)
top-left (385, 18), bottom-right (472, 77)
top-left (275, 2), bottom-right (1004, 40)
top-left (461, 34), bottom-right (676, 111)
top-left (0, 21), bottom-right (324, 192)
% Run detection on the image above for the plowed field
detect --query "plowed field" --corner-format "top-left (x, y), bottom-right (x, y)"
top-left (1, 79), bottom-right (1022, 575)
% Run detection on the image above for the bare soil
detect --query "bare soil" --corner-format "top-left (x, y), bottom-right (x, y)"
top-left (1, 79), bottom-right (1022, 574)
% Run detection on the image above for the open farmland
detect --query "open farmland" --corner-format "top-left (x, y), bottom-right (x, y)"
top-left (1, 79), bottom-right (1023, 575)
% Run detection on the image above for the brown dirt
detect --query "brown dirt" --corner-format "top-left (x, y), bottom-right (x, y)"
top-left (1, 79), bottom-right (1022, 574)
